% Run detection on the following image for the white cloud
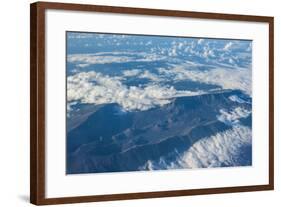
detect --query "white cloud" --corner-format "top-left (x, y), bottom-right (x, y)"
top-left (223, 42), bottom-right (233, 51)
top-left (157, 65), bottom-right (252, 96)
top-left (197, 39), bottom-right (204, 44)
top-left (140, 125), bottom-right (251, 170)
top-left (168, 48), bottom-right (177, 56)
top-left (177, 42), bottom-right (184, 49)
top-left (228, 58), bottom-right (235, 64)
top-left (229, 95), bottom-right (249, 104)
top-left (77, 63), bottom-right (90, 68)
top-left (137, 54), bottom-right (166, 62)
top-left (67, 71), bottom-right (205, 111)
top-left (67, 101), bottom-right (78, 117)
top-left (139, 70), bottom-right (162, 81)
top-left (68, 52), bottom-right (166, 65)
top-left (146, 41), bottom-right (152, 46)
top-left (175, 125), bottom-right (251, 168)
top-left (202, 48), bottom-right (215, 58)
top-left (122, 69), bottom-right (142, 77)
top-left (67, 33), bottom-right (96, 39)
top-left (217, 107), bottom-right (251, 125)
top-left (68, 54), bottom-right (134, 65)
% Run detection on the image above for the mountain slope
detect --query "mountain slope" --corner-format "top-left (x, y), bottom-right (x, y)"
top-left (67, 89), bottom-right (252, 174)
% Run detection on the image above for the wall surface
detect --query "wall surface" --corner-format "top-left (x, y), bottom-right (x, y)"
top-left (0, 0), bottom-right (279, 206)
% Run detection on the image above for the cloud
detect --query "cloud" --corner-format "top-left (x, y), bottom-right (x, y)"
top-left (122, 69), bottom-right (142, 77)
top-left (146, 41), bottom-right (152, 46)
top-left (216, 107), bottom-right (251, 125)
top-left (139, 70), bottom-right (162, 81)
top-left (167, 41), bottom-right (189, 57)
top-left (67, 71), bottom-right (205, 111)
top-left (168, 48), bottom-right (177, 57)
top-left (68, 32), bottom-right (252, 68)
top-left (68, 54), bottom-right (134, 65)
top-left (67, 101), bottom-right (78, 117)
top-left (202, 48), bottom-right (215, 58)
top-left (77, 63), bottom-right (90, 68)
top-left (68, 52), bottom-right (166, 65)
top-left (177, 42), bottom-right (184, 49)
top-left (197, 39), bottom-right (204, 44)
top-left (157, 64), bottom-right (252, 96)
top-left (67, 33), bottom-right (97, 39)
top-left (175, 125), bottom-right (251, 168)
top-left (140, 125), bottom-right (251, 170)
top-left (223, 42), bottom-right (233, 51)
top-left (137, 54), bottom-right (166, 62)
top-left (229, 95), bottom-right (249, 104)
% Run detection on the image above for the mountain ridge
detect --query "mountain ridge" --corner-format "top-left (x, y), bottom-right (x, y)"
top-left (67, 89), bottom-right (251, 174)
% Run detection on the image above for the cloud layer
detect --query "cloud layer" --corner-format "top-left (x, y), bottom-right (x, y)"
top-left (67, 62), bottom-right (251, 113)
top-left (67, 33), bottom-right (252, 114)
top-left (157, 64), bottom-right (252, 95)
top-left (68, 54), bottom-right (134, 65)
top-left (216, 107), bottom-right (251, 126)
top-left (68, 52), bottom-right (166, 65)
top-left (140, 124), bottom-right (251, 170)
top-left (67, 71), bottom-right (205, 111)
top-left (175, 125), bottom-right (251, 168)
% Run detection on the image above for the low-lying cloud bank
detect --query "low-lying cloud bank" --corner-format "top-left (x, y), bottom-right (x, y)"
top-left (175, 125), bottom-right (252, 168)
top-left (140, 124), bottom-right (251, 170)
top-left (67, 71), bottom-right (205, 111)
top-left (217, 107), bottom-right (251, 126)
top-left (67, 60), bottom-right (252, 112)
top-left (67, 52), bottom-right (166, 65)
top-left (157, 64), bottom-right (252, 96)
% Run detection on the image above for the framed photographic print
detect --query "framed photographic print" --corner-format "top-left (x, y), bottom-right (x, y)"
top-left (30, 1), bottom-right (274, 205)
